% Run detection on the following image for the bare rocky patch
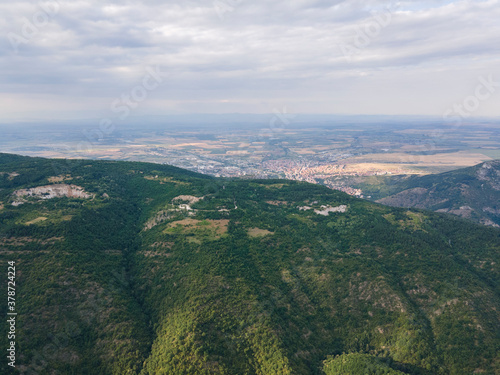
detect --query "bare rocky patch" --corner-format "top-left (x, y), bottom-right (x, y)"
top-left (12, 184), bottom-right (93, 206)
top-left (298, 205), bottom-right (348, 215)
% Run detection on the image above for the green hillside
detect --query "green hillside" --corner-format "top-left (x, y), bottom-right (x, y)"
top-left (359, 160), bottom-right (500, 227)
top-left (0, 153), bottom-right (499, 374)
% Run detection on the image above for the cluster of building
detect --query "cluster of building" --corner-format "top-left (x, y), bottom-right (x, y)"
top-left (146, 147), bottom-right (399, 198)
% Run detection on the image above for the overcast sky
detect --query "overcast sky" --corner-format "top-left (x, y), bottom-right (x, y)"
top-left (1, 0), bottom-right (500, 121)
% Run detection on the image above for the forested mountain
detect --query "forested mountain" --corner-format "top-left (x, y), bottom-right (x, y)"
top-left (0, 153), bottom-right (499, 374)
top-left (360, 160), bottom-right (500, 227)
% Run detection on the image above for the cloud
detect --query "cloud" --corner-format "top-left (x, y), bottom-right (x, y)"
top-left (1, 0), bottom-right (499, 119)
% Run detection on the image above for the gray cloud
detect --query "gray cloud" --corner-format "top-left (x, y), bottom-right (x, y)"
top-left (1, 0), bottom-right (500, 120)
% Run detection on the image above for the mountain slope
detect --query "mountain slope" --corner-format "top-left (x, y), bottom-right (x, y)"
top-left (372, 160), bottom-right (500, 227)
top-left (0, 153), bottom-right (499, 375)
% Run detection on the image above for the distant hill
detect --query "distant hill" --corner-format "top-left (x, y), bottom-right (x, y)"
top-left (373, 160), bottom-right (500, 227)
top-left (0, 153), bottom-right (499, 374)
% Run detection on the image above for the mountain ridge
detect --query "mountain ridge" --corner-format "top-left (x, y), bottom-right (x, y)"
top-left (345, 160), bottom-right (500, 227)
top-left (0, 153), bottom-right (498, 375)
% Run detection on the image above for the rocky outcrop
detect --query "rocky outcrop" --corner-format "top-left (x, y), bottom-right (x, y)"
top-left (476, 161), bottom-right (500, 190)
top-left (299, 204), bottom-right (348, 215)
top-left (12, 184), bottom-right (93, 205)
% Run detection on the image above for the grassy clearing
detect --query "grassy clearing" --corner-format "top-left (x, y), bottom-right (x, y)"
top-left (248, 227), bottom-right (274, 237)
top-left (163, 219), bottom-right (229, 242)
